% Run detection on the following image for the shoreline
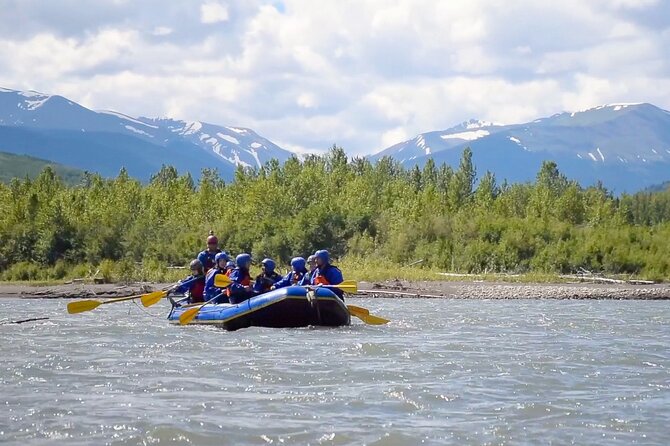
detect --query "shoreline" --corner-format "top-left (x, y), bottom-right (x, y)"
top-left (1, 280), bottom-right (670, 300)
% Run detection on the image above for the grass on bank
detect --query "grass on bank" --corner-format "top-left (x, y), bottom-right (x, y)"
top-left (1, 256), bottom-right (661, 285)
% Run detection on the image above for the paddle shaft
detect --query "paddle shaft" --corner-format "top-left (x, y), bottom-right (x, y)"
top-left (178, 293), bottom-right (223, 325)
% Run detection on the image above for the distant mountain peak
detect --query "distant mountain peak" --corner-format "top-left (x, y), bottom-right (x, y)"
top-left (0, 86), bottom-right (295, 180)
top-left (371, 101), bottom-right (670, 192)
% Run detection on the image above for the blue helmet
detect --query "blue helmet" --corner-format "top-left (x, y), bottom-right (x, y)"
top-left (261, 258), bottom-right (276, 273)
top-left (291, 257), bottom-right (306, 271)
top-left (225, 261), bottom-right (235, 269)
top-left (314, 249), bottom-right (330, 264)
top-left (214, 252), bottom-right (229, 265)
top-left (236, 253), bottom-right (252, 269)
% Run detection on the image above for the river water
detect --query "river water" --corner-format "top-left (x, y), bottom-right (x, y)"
top-left (1, 297), bottom-right (668, 445)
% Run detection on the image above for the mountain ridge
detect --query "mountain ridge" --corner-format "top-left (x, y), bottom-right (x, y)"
top-left (0, 87), bottom-right (295, 180)
top-left (370, 103), bottom-right (670, 192)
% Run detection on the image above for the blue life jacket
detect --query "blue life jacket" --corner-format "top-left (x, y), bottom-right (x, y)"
top-left (204, 268), bottom-right (226, 300)
top-left (253, 271), bottom-right (283, 293)
top-left (197, 249), bottom-right (221, 272)
top-left (274, 269), bottom-right (309, 289)
top-left (311, 264), bottom-right (344, 299)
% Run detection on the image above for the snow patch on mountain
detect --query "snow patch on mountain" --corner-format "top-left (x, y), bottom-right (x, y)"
top-left (217, 133), bottom-right (239, 145)
top-left (415, 135), bottom-right (431, 155)
top-left (124, 125), bottom-right (154, 137)
top-left (441, 129), bottom-right (490, 141)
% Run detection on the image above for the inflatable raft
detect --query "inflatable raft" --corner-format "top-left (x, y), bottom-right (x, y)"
top-left (167, 286), bottom-right (350, 331)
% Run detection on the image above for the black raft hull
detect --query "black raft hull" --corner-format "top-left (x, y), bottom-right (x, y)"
top-left (168, 286), bottom-right (350, 331)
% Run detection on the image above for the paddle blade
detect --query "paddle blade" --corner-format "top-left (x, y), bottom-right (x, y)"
top-left (141, 290), bottom-right (167, 307)
top-left (214, 274), bottom-right (232, 288)
top-left (346, 304), bottom-right (369, 316)
top-left (179, 306), bottom-right (202, 325)
top-left (347, 305), bottom-right (390, 325)
top-left (67, 300), bottom-right (102, 314)
top-left (360, 314), bottom-right (390, 325)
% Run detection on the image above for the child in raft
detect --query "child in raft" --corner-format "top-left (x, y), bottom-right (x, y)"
top-left (310, 250), bottom-right (344, 300)
top-left (204, 252), bottom-right (230, 303)
top-left (253, 258), bottom-right (283, 294)
top-left (227, 253), bottom-right (254, 304)
top-left (272, 257), bottom-right (310, 289)
top-left (170, 259), bottom-right (206, 303)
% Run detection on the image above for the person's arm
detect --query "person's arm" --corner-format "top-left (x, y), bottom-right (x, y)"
top-left (174, 275), bottom-right (194, 294)
top-left (274, 272), bottom-right (292, 289)
top-left (252, 275), bottom-right (264, 293)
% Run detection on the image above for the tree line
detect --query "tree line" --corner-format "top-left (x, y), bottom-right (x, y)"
top-left (1, 146), bottom-right (669, 282)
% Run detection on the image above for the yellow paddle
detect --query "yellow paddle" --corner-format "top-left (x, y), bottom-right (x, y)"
top-left (67, 292), bottom-right (153, 314)
top-left (308, 280), bottom-right (388, 324)
top-left (347, 304), bottom-right (390, 325)
top-left (178, 295), bottom-right (219, 325)
top-left (214, 274), bottom-right (234, 288)
top-left (67, 277), bottom-right (199, 315)
top-left (180, 274), bottom-right (234, 325)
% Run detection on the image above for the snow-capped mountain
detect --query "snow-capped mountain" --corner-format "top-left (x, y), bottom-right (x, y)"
top-left (136, 117), bottom-right (291, 169)
top-left (371, 104), bottom-right (670, 192)
top-left (370, 119), bottom-right (503, 163)
top-left (0, 87), bottom-right (294, 180)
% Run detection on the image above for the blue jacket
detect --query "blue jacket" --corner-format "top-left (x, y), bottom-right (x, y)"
top-left (311, 264), bottom-right (344, 299)
top-left (174, 274), bottom-right (205, 303)
top-left (197, 249), bottom-right (221, 272)
top-left (274, 268), bottom-right (309, 289)
top-left (204, 268), bottom-right (226, 300)
top-left (228, 268), bottom-right (251, 295)
top-left (253, 271), bottom-right (282, 293)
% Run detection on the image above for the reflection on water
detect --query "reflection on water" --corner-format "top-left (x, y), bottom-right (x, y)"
top-left (1, 298), bottom-right (669, 445)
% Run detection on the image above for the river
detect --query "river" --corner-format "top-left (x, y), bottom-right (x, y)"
top-left (1, 297), bottom-right (668, 445)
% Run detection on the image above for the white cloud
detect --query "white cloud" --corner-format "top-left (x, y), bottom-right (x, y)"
top-left (296, 92), bottom-right (317, 109)
top-left (0, 0), bottom-right (668, 156)
top-left (200, 2), bottom-right (229, 24)
top-left (381, 127), bottom-right (409, 149)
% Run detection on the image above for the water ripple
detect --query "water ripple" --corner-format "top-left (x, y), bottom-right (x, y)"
top-left (0, 298), bottom-right (668, 445)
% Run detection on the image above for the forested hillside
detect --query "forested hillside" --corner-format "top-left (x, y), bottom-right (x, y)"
top-left (0, 151), bottom-right (85, 185)
top-left (1, 147), bottom-right (669, 282)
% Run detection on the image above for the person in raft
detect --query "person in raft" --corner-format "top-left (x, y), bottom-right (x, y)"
top-left (204, 252), bottom-right (231, 303)
top-left (227, 253), bottom-right (254, 304)
top-left (253, 258), bottom-right (283, 294)
top-left (224, 260), bottom-right (236, 275)
top-left (197, 233), bottom-right (222, 273)
top-left (272, 257), bottom-right (310, 289)
top-left (306, 254), bottom-right (317, 282)
top-left (311, 249), bottom-right (345, 300)
top-left (171, 259), bottom-right (206, 303)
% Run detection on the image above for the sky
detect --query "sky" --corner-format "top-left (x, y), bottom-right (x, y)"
top-left (1, 0), bottom-right (669, 155)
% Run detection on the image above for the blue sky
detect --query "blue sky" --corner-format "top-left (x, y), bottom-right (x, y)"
top-left (1, 0), bottom-right (669, 155)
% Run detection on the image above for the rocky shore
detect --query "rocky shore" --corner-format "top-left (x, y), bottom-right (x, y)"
top-left (1, 280), bottom-right (669, 300)
top-left (360, 280), bottom-right (670, 300)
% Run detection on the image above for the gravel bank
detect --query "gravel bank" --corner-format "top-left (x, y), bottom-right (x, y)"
top-left (1, 280), bottom-right (669, 300)
top-left (359, 280), bottom-right (670, 300)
